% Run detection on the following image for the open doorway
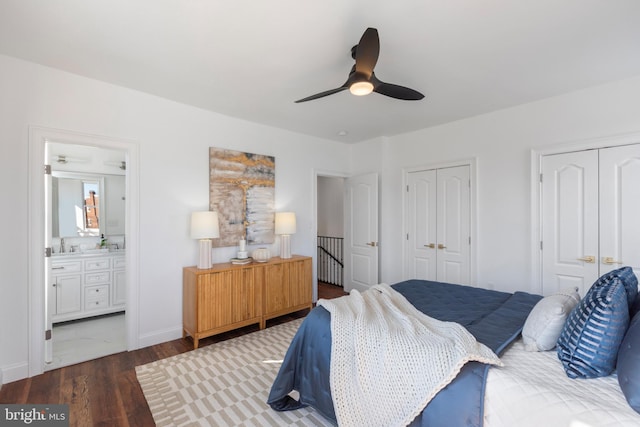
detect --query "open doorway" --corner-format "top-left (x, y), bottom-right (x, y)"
top-left (315, 171), bottom-right (380, 294)
top-left (316, 175), bottom-right (345, 289)
top-left (28, 126), bottom-right (139, 378)
top-left (45, 142), bottom-right (127, 370)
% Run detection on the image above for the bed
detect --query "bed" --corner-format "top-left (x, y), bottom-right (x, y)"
top-left (267, 276), bottom-right (640, 427)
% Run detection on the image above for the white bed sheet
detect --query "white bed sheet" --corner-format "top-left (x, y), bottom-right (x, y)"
top-left (484, 338), bottom-right (640, 427)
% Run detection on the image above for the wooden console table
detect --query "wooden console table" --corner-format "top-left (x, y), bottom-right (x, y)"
top-left (183, 255), bottom-right (312, 349)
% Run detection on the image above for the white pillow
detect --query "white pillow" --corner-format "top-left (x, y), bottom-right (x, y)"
top-left (522, 287), bottom-right (581, 351)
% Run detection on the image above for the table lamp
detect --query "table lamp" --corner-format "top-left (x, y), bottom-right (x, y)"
top-left (191, 211), bottom-right (220, 269)
top-left (275, 212), bottom-right (296, 259)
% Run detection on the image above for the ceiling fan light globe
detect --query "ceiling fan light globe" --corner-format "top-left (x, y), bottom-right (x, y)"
top-left (349, 81), bottom-right (374, 96)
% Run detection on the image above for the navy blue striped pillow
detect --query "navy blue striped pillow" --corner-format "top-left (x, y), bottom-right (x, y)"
top-left (600, 266), bottom-right (638, 308)
top-left (557, 277), bottom-right (630, 378)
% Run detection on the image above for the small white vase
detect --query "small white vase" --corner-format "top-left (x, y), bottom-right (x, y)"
top-left (252, 247), bottom-right (271, 263)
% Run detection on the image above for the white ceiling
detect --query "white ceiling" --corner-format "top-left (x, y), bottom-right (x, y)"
top-left (2, 1), bottom-right (640, 143)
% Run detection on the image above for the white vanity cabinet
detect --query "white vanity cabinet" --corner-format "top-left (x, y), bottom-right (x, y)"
top-left (51, 260), bottom-right (82, 316)
top-left (50, 253), bottom-right (126, 323)
top-left (83, 257), bottom-right (111, 313)
top-left (112, 255), bottom-right (126, 307)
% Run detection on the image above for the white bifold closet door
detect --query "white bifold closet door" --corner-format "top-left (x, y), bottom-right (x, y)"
top-left (541, 144), bottom-right (640, 297)
top-left (405, 165), bottom-right (470, 284)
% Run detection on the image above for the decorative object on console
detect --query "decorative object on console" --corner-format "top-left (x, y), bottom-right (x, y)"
top-left (253, 247), bottom-right (270, 263)
top-left (237, 237), bottom-right (248, 259)
top-left (190, 211), bottom-right (220, 269)
top-left (209, 147), bottom-right (275, 247)
top-left (275, 212), bottom-right (296, 259)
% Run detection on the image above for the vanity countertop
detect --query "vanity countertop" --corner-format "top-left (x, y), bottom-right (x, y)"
top-left (52, 249), bottom-right (125, 258)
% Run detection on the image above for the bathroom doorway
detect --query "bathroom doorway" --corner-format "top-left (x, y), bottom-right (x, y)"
top-left (46, 142), bottom-right (128, 370)
top-left (28, 126), bottom-right (140, 377)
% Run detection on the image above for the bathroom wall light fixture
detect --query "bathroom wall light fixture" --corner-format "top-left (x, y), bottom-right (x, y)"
top-left (56, 155), bottom-right (87, 164)
top-left (190, 211), bottom-right (220, 269)
top-left (104, 160), bottom-right (127, 170)
top-left (275, 212), bottom-right (296, 259)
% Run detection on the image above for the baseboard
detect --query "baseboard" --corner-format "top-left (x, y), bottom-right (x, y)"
top-left (1, 361), bottom-right (29, 385)
top-left (137, 325), bottom-right (183, 349)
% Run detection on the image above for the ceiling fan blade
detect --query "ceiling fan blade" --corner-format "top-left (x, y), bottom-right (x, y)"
top-left (354, 27), bottom-right (379, 78)
top-left (294, 86), bottom-right (348, 103)
top-left (372, 74), bottom-right (424, 100)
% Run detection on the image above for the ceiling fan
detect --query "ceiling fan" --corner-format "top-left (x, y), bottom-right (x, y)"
top-left (295, 27), bottom-right (424, 103)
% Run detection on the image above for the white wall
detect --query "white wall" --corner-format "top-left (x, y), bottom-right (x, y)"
top-left (4, 49), bottom-right (640, 383)
top-left (0, 54), bottom-right (351, 383)
top-left (352, 75), bottom-right (640, 294)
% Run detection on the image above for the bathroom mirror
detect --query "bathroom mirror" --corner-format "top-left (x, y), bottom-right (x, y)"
top-left (52, 171), bottom-right (126, 238)
top-left (52, 172), bottom-right (105, 237)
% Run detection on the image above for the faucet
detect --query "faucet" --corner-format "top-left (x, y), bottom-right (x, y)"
top-left (60, 238), bottom-right (65, 253)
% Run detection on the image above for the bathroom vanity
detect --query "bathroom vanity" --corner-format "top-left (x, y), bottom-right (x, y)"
top-left (50, 251), bottom-right (126, 323)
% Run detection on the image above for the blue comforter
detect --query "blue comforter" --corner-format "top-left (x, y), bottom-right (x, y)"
top-left (267, 280), bottom-right (542, 427)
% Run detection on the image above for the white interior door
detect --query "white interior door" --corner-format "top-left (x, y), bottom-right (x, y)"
top-left (436, 166), bottom-right (470, 284)
top-left (541, 150), bottom-right (599, 296)
top-left (344, 172), bottom-right (378, 292)
top-left (541, 144), bottom-right (640, 296)
top-left (405, 166), bottom-right (470, 284)
top-left (599, 144), bottom-right (640, 278)
top-left (406, 170), bottom-right (437, 279)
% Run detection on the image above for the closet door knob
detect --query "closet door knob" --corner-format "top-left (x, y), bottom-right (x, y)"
top-left (424, 243), bottom-right (435, 248)
top-left (577, 256), bottom-right (595, 263)
top-left (437, 244), bottom-right (446, 249)
top-left (602, 257), bottom-right (623, 265)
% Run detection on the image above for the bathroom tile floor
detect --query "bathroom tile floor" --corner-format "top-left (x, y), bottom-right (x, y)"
top-left (47, 312), bottom-right (126, 371)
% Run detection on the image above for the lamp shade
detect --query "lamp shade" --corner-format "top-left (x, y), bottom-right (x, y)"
top-left (190, 211), bottom-right (220, 239)
top-left (275, 212), bottom-right (296, 235)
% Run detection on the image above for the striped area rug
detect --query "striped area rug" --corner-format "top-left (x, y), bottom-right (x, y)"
top-left (135, 318), bottom-right (332, 426)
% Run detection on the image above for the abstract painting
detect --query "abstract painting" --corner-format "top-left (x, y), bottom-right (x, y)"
top-left (209, 147), bottom-right (275, 247)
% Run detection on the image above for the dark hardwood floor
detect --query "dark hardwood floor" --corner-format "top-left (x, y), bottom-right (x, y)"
top-left (0, 283), bottom-right (348, 426)
top-left (317, 281), bottom-right (347, 299)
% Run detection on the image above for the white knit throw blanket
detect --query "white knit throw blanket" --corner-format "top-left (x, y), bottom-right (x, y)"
top-left (317, 283), bottom-right (503, 427)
